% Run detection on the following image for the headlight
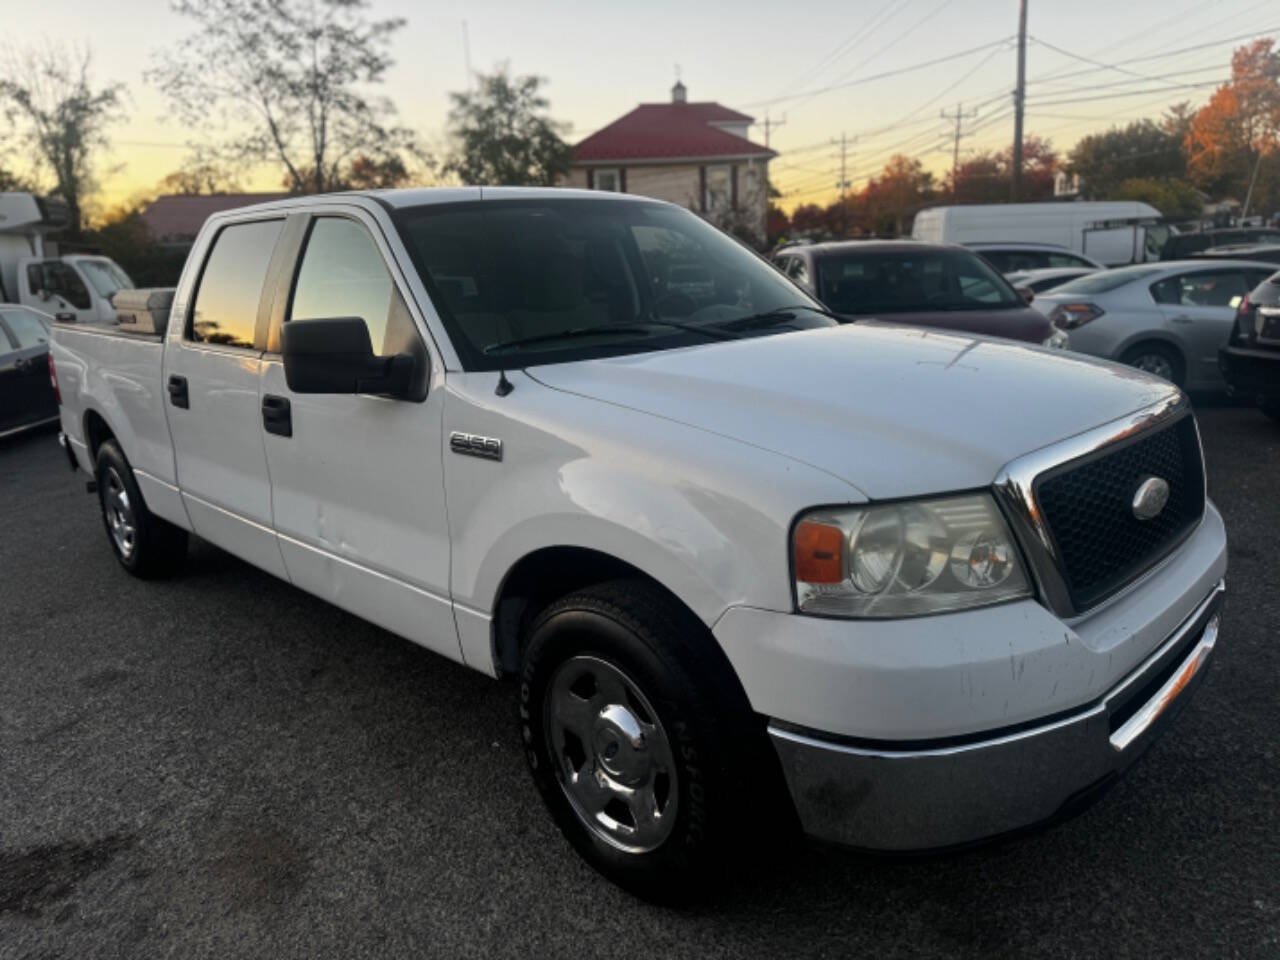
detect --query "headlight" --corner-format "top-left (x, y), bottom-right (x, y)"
top-left (793, 493), bottom-right (1032, 617)
top-left (1042, 328), bottom-right (1069, 349)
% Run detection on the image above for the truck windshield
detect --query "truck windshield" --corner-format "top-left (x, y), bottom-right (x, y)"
top-left (77, 259), bottom-right (135, 298)
top-left (816, 249), bottom-right (1023, 315)
top-left (391, 198), bottom-right (833, 370)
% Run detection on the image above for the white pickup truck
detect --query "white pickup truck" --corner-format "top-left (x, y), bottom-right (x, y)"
top-left (1, 192), bottom-right (136, 324)
top-left (50, 188), bottom-right (1227, 901)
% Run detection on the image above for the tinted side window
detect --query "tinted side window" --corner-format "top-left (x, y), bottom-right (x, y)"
top-left (1150, 277), bottom-right (1180, 305)
top-left (1047, 253), bottom-right (1089, 268)
top-left (788, 257), bottom-right (810, 285)
top-left (1177, 270), bottom-right (1251, 308)
top-left (289, 217), bottom-right (418, 358)
top-left (189, 219), bottom-right (283, 348)
top-left (29, 262), bottom-right (91, 310)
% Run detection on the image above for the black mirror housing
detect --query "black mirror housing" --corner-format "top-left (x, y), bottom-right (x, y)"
top-left (1017, 286), bottom-right (1035, 305)
top-left (281, 317), bottom-right (423, 399)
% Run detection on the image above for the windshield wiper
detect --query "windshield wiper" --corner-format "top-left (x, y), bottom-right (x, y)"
top-left (717, 304), bottom-right (845, 329)
top-left (483, 319), bottom-right (738, 355)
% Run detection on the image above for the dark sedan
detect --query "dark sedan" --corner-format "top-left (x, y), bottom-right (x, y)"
top-left (1220, 269), bottom-right (1280, 422)
top-left (773, 241), bottom-right (1063, 346)
top-left (0, 306), bottom-right (58, 439)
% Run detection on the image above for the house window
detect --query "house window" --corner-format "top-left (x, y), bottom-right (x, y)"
top-left (594, 168), bottom-right (621, 192)
top-left (704, 166), bottom-right (731, 212)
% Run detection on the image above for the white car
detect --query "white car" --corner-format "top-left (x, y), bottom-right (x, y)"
top-left (51, 188), bottom-right (1227, 901)
top-left (1005, 266), bottom-right (1101, 298)
top-left (1036, 260), bottom-right (1276, 388)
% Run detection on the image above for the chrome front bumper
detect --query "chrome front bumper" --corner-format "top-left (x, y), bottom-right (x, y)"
top-left (769, 580), bottom-right (1224, 852)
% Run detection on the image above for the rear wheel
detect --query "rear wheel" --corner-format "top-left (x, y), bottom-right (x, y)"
top-left (518, 579), bottom-right (781, 902)
top-left (95, 440), bottom-right (188, 578)
top-left (1121, 342), bottom-right (1184, 386)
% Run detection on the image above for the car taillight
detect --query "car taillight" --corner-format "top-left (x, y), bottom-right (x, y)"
top-left (1234, 293), bottom-right (1256, 342)
top-left (48, 353), bottom-right (62, 405)
top-left (1049, 302), bottom-right (1104, 330)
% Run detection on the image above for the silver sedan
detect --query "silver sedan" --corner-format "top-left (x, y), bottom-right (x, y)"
top-left (1035, 260), bottom-right (1276, 389)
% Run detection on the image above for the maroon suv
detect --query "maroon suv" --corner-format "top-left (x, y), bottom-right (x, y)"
top-left (773, 240), bottom-right (1059, 345)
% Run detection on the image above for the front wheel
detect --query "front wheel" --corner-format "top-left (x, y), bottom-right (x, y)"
top-left (95, 440), bottom-right (188, 578)
top-left (518, 579), bottom-right (776, 902)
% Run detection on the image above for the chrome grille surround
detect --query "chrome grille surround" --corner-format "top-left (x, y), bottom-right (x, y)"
top-left (993, 392), bottom-right (1205, 620)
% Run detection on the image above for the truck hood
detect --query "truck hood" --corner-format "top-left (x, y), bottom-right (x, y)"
top-left (525, 324), bottom-right (1178, 499)
top-left (836, 306), bottom-right (1054, 344)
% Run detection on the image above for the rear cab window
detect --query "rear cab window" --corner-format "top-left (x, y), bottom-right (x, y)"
top-left (188, 219), bottom-right (284, 348)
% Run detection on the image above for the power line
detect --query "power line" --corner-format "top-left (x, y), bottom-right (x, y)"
top-left (941, 102), bottom-right (980, 198)
top-left (742, 37), bottom-right (1012, 110)
top-left (1028, 36), bottom-right (1196, 90)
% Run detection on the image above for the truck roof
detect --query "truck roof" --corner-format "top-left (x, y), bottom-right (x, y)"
top-left (209, 186), bottom-right (659, 220)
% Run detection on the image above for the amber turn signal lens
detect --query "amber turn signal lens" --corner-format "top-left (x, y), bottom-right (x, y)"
top-left (794, 520), bottom-right (844, 584)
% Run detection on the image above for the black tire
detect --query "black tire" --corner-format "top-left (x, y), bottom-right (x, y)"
top-left (95, 439), bottom-right (188, 578)
top-left (518, 578), bottom-right (785, 903)
top-left (1120, 341), bottom-right (1185, 386)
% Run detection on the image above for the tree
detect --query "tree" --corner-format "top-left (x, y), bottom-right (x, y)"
top-left (952, 137), bottom-right (1057, 203)
top-left (443, 70), bottom-right (571, 186)
top-left (1069, 118), bottom-right (1186, 198)
top-left (766, 204), bottom-right (790, 246)
top-left (0, 44), bottom-right (125, 236)
top-left (1185, 39), bottom-right (1280, 212)
top-left (0, 165), bottom-right (36, 191)
top-left (789, 203), bottom-right (827, 238)
top-left (861, 155), bottom-right (935, 236)
top-left (149, 0), bottom-right (423, 195)
top-left (1111, 177), bottom-right (1202, 218)
top-left (158, 147), bottom-right (243, 195)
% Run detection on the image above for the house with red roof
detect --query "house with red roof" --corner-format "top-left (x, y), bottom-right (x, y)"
top-left (566, 81), bottom-right (775, 243)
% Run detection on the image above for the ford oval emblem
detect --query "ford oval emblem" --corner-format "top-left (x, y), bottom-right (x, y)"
top-left (1131, 476), bottom-right (1170, 521)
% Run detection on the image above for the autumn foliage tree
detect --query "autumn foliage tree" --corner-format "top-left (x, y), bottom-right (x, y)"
top-left (1185, 39), bottom-right (1280, 213)
top-left (950, 137), bottom-right (1057, 203)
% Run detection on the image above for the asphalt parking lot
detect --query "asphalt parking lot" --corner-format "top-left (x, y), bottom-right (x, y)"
top-left (1, 404), bottom-right (1278, 959)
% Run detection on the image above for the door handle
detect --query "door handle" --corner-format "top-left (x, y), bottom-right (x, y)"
top-left (1171, 315), bottom-right (1195, 324)
top-left (167, 375), bottom-right (189, 409)
top-left (261, 393), bottom-right (292, 438)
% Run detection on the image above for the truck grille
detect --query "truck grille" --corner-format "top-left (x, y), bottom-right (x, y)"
top-left (1034, 415), bottom-right (1205, 611)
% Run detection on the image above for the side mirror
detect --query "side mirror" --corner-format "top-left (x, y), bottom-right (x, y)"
top-left (37, 288), bottom-right (52, 302)
top-left (1017, 286), bottom-right (1035, 305)
top-left (281, 317), bottom-right (417, 398)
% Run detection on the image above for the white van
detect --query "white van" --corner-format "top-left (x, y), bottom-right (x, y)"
top-left (912, 201), bottom-right (1169, 266)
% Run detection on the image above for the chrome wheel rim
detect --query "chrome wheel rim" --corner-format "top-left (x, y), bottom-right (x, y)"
top-left (104, 467), bottom-right (136, 560)
top-left (544, 655), bottom-right (678, 853)
top-left (1129, 352), bottom-right (1175, 381)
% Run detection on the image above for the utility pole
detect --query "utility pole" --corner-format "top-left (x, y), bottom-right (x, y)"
top-left (833, 132), bottom-right (853, 199)
top-left (1011, 0), bottom-right (1028, 201)
top-left (941, 102), bottom-right (978, 200)
top-left (761, 112), bottom-right (787, 149)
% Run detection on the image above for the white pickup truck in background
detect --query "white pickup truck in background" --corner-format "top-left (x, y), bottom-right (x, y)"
top-left (50, 188), bottom-right (1227, 902)
top-left (0, 192), bottom-right (136, 324)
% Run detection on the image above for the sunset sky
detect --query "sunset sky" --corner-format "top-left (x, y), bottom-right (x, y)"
top-left (6, 0), bottom-right (1276, 216)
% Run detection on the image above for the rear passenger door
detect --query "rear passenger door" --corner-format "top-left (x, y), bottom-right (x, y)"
top-left (0, 309), bottom-right (55, 427)
top-left (258, 210), bottom-right (459, 663)
top-left (1152, 267), bottom-right (1253, 386)
top-left (162, 216), bottom-right (291, 578)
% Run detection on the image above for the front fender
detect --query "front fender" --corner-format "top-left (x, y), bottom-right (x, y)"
top-left (443, 373), bottom-right (861, 669)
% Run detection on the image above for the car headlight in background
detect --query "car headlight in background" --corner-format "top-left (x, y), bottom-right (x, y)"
top-left (1042, 328), bottom-right (1069, 349)
top-left (793, 494), bottom-right (1032, 617)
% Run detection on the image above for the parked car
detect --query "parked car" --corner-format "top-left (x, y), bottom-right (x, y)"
top-left (1162, 227), bottom-right (1280, 260)
top-left (52, 188), bottom-right (1226, 901)
top-left (773, 241), bottom-right (1066, 346)
top-left (1035, 260), bottom-right (1275, 388)
top-left (1219, 268), bottom-right (1280, 421)
top-left (969, 242), bottom-right (1106, 273)
top-left (1191, 243), bottom-right (1280, 266)
top-left (0, 304), bottom-right (58, 438)
top-left (912, 201), bottom-right (1168, 265)
top-left (1004, 266), bottom-right (1101, 295)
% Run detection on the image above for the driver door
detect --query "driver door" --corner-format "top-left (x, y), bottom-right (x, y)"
top-left (259, 210), bottom-right (460, 663)
top-left (19, 260), bottom-right (96, 324)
